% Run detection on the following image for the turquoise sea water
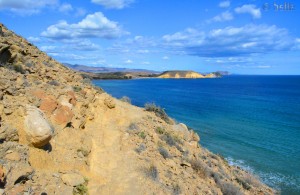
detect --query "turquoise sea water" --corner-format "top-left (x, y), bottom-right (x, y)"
top-left (93, 76), bottom-right (300, 195)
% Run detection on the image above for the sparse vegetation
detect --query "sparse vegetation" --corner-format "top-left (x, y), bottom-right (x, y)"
top-left (155, 127), bottom-right (165, 134)
top-left (73, 86), bottom-right (82, 92)
top-left (82, 78), bottom-right (91, 85)
top-left (190, 159), bottom-right (209, 178)
top-left (145, 164), bottom-right (159, 181)
top-left (48, 80), bottom-right (60, 86)
top-left (172, 184), bottom-right (181, 195)
top-left (12, 63), bottom-right (25, 74)
top-left (161, 133), bottom-right (177, 146)
top-left (158, 146), bottom-right (170, 159)
top-left (128, 123), bottom-right (139, 131)
top-left (219, 182), bottom-right (243, 195)
top-left (73, 177), bottom-right (89, 195)
top-left (238, 173), bottom-right (261, 188)
top-left (120, 96), bottom-right (131, 104)
top-left (235, 177), bottom-right (251, 190)
top-left (73, 183), bottom-right (88, 195)
top-left (92, 85), bottom-right (104, 94)
top-left (135, 143), bottom-right (146, 154)
top-left (138, 131), bottom-right (146, 139)
top-left (144, 103), bottom-right (173, 124)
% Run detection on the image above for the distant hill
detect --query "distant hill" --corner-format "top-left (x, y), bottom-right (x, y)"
top-left (63, 63), bottom-right (159, 74)
top-left (158, 71), bottom-right (220, 79)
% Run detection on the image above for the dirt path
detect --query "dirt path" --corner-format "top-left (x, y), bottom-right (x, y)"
top-left (87, 105), bottom-right (146, 195)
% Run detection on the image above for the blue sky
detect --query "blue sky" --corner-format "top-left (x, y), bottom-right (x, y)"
top-left (0, 0), bottom-right (299, 74)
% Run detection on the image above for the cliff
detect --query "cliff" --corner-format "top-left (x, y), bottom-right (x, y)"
top-left (0, 23), bottom-right (274, 195)
top-left (158, 71), bottom-right (218, 79)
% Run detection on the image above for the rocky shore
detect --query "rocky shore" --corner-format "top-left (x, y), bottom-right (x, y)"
top-left (0, 23), bottom-right (275, 195)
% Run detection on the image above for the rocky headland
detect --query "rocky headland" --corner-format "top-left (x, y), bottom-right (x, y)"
top-left (157, 71), bottom-right (220, 79)
top-left (0, 23), bottom-right (275, 195)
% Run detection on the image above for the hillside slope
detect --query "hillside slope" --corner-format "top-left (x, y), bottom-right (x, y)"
top-left (0, 23), bottom-right (274, 195)
top-left (158, 71), bottom-right (218, 79)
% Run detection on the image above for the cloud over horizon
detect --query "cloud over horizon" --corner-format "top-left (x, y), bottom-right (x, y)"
top-left (41, 12), bottom-right (128, 40)
top-left (0, 0), bottom-right (58, 15)
top-left (163, 24), bottom-right (296, 57)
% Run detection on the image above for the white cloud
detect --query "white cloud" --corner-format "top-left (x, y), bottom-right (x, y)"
top-left (40, 45), bottom-right (57, 52)
top-left (142, 61), bottom-right (150, 65)
top-left (27, 36), bottom-right (41, 43)
top-left (219, 1), bottom-right (230, 8)
top-left (125, 59), bottom-right (133, 64)
top-left (162, 56), bottom-right (169, 60)
top-left (209, 11), bottom-right (233, 22)
top-left (163, 24), bottom-right (296, 57)
top-left (137, 49), bottom-right (149, 54)
top-left (235, 4), bottom-right (261, 19)
top-left (41, 12), bottom-right (128, 40)
top-left (257, 65), bottom-right (271, 69)
top-left (0, 0), bottom-right (57, 15)
top-left (59, 3), bottom-right (73, 13)
top-left (91, 0), bottom-right (134, 9)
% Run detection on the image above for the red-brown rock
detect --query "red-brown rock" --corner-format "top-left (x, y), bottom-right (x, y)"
top-left (39, 95), bottom-right (58, 114)
top-left (67, 91), bottom-right (76, 106)
top-left (53, 105), bottom-right (74, 126)
top-left (30, 89), bottom-right (47, 99)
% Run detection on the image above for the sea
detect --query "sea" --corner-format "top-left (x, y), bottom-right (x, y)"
top-left (93, 75), bottom-right (300, 195)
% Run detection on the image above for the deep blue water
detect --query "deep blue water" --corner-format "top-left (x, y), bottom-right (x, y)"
top-left (93, 76), bottom-right (300, 195)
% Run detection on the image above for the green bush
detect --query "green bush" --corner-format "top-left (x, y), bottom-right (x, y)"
top-left (73, 86), bottom-right (82, 92)
top-left (138, 131), bottom-right (146, 139)
top-left (73, 184), bottom-right (88, 195)
top-left (155, 127), bottom-right (165, 134)
top-left (145, 103), bottom-right (173, 124)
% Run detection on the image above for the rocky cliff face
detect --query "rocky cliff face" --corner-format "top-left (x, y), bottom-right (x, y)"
top-left (158, 71), bottom-right (218, 79)
top-left (0, 23), bottom-right (275, 195)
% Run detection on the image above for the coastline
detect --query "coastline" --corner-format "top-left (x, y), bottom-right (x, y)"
top-left (0, 23), bottom-right (276, 194)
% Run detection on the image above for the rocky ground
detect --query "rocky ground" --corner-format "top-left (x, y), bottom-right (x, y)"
top-left (0, 23), bottom-right (276, 195)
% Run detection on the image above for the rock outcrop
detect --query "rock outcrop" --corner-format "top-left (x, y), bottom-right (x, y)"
top-left (158, 70), bottom-right (219, 78)
top-left (24, 106), bottom-right (54, 147)
top-left (0, 23), bottom-right (275, 195)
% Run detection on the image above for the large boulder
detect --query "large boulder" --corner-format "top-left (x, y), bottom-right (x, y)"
top-left (24, 105), bottom-right (54, 147)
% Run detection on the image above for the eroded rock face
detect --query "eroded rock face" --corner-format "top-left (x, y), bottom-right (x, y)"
top-left (61, 173), bottom-right (85, 187)
top-left (24, 105), bottom-right (54, 147)
top-left (104, 96), bottom-right (116, 109)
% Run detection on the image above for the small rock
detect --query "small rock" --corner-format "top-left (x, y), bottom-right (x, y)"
top-left (180, 162), bottom-right (191, 167)
top-left (3, 107), bottom-right (13, 115)
top-left (0, 125), bottom-right (19, 142)
top-left (52, 105), bottom-right (73, 126)
top-left (6, 164), bottom-right (34, 188)
top-left (24, 105), bottom-right (54, 147)
top-left (39, 95), bottom-right (58, 114)
top-left (5, 151), bottom-right (21, 161)
top-left (61, 173), bottom-right (85, 187)
top-left (104, 96), bottom-right (116, 109)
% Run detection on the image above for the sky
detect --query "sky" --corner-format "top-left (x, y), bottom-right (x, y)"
top-left (0, 0), bottom-right (299, 74)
